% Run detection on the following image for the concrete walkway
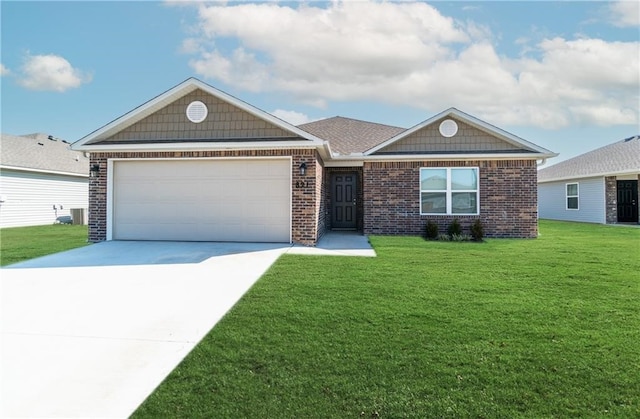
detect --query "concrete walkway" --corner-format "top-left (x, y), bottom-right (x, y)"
top-left (1, 233), bottom-right (374, 418)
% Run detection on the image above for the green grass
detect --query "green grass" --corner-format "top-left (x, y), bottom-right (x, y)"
top-left (133, 220), bottom-right (640, 418)
top-left (0, 224), bottom-right (89, 266)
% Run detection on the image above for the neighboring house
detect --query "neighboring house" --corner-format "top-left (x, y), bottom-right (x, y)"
top-left (0, 133), bottom-right (89, 228)
top-left (538, 135), bottom-right (640, 225)
top-left (71, 78), bottom-right (556, 245)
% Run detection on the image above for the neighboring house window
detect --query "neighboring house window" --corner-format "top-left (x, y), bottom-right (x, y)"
top-left (566, 183), bottom-right (579, 210)
top-left (420, 168), bottom-right (479, 215)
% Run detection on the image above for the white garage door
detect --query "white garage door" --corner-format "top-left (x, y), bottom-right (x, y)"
top-left (112, 159), bottom-right (291, 242)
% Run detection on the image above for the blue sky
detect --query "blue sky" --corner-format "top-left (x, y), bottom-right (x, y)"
top-left (1, 1), bottom-right (638, 167)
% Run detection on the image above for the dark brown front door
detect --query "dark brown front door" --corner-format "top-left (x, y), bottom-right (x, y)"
top-left (331, 173), bottom-right (357, 229)
top-left (617, 180), bottom-right (638, 222)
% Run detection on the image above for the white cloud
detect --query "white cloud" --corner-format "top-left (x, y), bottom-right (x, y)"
top-left (0, 63), bottom-right (9, 76)
top-left (18, 53), bottom-right (91, 92)
top-left (271, 109), bottom-right (314, 126)
top-left (180, 1), bottom-right (639, 129)
top-left (608, 1), bottom-right (640, 27)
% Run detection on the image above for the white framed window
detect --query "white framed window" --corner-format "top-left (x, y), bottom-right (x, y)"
top-left (420, 167), bottom-right (479, 215)
top-left (566, 183), bottom-right (579, 210)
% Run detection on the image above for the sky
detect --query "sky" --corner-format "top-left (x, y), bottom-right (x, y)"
top-left (1, 1), bottom-right (638, 167)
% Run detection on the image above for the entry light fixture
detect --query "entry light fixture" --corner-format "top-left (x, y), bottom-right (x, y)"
top-left (89, 164), bottom-right (100, 178)
top-left (299, 162), bottom-right (307, 176)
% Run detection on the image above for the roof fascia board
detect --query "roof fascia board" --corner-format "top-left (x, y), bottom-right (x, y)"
top-left (354, 152), bottom-right (556, 161)
top-left (0, 165), bottom-right (88, 178)
top-left (538, 168), bottom-right (640, 183)
top-left (72, 78), bottom-right (325, 150)
top-left (324, 160), bottom-right (364, 167)
top-left (75, 140), bottom-right (325, 153)
top-left (364, 108), bottom-right (556, 156)
top-left (290, 150), bottom-right (555, 167)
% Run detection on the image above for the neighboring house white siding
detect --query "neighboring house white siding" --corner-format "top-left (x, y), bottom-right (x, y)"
top-left (0, 169), bottom-right (88, 228)
top-left (538, 176), bottom-right (605, 223)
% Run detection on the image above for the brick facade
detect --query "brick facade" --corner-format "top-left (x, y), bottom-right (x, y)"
top-left (88, 149), bottom-right (320, 246)
top-left (363, 159), bottom-right (538, 238)
top-left (90, 153), bottom-right (540, 245)
top-left (605, 176), bottom-right (618, 224)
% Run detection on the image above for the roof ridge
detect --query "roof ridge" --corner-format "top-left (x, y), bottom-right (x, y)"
top-left (300, 115), bottom-right (406, 130)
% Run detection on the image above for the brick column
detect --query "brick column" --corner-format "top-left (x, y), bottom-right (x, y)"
top-left (605, 176), bottom-right (617, 224)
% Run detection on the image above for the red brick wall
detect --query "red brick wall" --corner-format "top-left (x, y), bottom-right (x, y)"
top-left (315, 155), bottom-right (327, 241)
top-left (363, 159), bottom-right (539, 238)
top-left (88, 149), bottom-right (320, 245)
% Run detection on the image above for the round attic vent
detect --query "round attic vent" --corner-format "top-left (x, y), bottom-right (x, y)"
top-left (186, 101), bottom-right (208, 123)
top-left (439, 119), bottom-right (458, 138)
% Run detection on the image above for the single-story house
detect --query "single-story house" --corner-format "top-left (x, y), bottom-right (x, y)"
top-left (0, 133), bottom-right (89, 228)
top-left (538, 135), bottom-right (640, 225)
top-left (72, 78), bottom-right (556, 245)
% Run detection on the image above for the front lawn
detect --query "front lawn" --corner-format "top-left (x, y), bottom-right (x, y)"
top-left (0, 224), bottom-right (89, 266)
top-left (133, 220), bottom-right (640, 418)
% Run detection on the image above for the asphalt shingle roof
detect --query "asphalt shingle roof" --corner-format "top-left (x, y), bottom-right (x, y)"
top-left (1, 133), bottom-right (89, 175)
top-left (298, 116), bottom-right (406, 155)
top-left (538, 135), bottom-right (640, 182)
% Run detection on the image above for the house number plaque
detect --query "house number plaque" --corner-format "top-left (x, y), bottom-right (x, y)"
top-left (295, 181), bottom-right (310, 188)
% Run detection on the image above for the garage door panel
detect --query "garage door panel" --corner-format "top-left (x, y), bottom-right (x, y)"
top-left (113, 159), bottom-right (291, 242)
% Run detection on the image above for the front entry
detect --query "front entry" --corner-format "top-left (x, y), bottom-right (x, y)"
top-left (331, 173), bottom-right (357, 229)
top-left (617, 180), bottom-right (639, 223)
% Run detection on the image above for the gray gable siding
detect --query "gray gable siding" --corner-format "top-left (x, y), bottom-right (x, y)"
top-left (376, 117), bottom-right (523, 154)
top-left (101, 90), bottom-right (296, 143)
top-left (538, 176), bottom-right (605, 224)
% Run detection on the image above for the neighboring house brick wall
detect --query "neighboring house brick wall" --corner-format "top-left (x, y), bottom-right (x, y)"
top-left (363, 159), bottom-right (538, 238)
top-left (88, 149), bottom-right (319, 245)
top-left (605, 176), bottom-right (617, 224)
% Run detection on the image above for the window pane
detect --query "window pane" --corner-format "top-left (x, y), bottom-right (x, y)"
top-left (567, 183), bottom-right (578, 196)
top-left (452, 192), bottom-right (477, 214)
top-left (422, 192), bottom-right (446, 213)
top-left (421, 169), bottom-right (447, 190)
top-left (451, 168), bottom-right (477, 190)
top-left (567, 197), bottom-right (578, 209)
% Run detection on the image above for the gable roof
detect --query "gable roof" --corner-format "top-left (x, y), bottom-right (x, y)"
top-left (298, 116), bottom-right (405, 155)
top-left (72, 77), bottom-right (327, 151)
top-left (365, 108), bottom-right (556, 159)
top-left (538, 135), bottom-right (640, 183)
top-left (1, 133), bottom-right (89, 176)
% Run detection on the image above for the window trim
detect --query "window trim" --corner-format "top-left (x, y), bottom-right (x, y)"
top-left (566, 182), bottom-right (579, 210)
top-left (420, 167), bottom-right (480, 215)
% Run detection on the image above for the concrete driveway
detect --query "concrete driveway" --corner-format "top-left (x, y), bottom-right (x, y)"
top-left (1, 241), bottom-right (292, 418)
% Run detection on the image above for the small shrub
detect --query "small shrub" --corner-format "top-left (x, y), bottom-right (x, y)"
top-left (470, 219), bottom-right (484, 242)
top-left (437, 233), bottom-right (451, 241)
top-left (447, 218), bottom-right (462, 237)
top-left (451, 233), bottom-right (472, 242)
top-left (425, 220), bottom-right (439, 240)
